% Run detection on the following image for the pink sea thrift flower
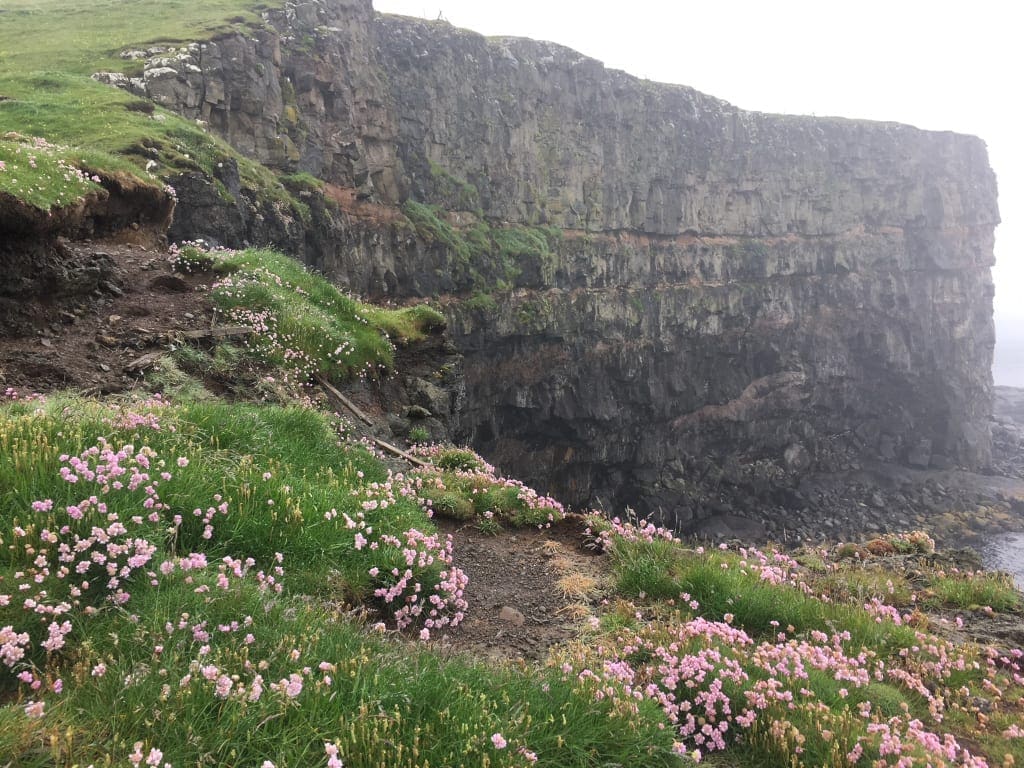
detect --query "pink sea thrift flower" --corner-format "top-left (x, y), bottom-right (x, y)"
top-left (324, 742), bottom-right (343, 768)
top-left (491, 733), bottom-right (507, 750)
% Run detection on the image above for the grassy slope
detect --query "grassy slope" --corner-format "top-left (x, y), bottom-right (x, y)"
top-left (1, 248), bottom-right (674, 768)
top-left (0, 0), bottom-right (270, 76)
top-left (1, 247), bottom-right (1022, 768)
top-left (0, 0), bottom-right (300, 213)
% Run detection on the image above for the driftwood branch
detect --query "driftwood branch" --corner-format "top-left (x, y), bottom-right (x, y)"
top-left (371, 437), bottom-right (429, 468)
top-left (316, 375), bottom-right (429, 468)
top-left (124, 326), bottom-right (252, 372)
top-left (175, 326), bottom-right (251, 340)
top-left (124, 351), bottom-right (165, 372)
top-left (316, 374), bottom-right (373, 426)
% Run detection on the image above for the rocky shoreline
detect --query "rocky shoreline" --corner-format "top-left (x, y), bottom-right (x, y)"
top-left (685, 387), bottom-right (1024, 564)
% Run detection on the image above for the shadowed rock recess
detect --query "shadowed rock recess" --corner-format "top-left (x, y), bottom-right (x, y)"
top-left (116, 0), bottom-right (1000, 528)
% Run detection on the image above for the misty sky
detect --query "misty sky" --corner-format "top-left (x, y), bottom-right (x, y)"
top-left (374, 0), bottom-right (1021, 380)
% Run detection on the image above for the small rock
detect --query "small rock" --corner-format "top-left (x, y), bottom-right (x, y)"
top-left (498, 606), bottom-right (525, 627)
top-left (878, 434), bottom-right (897, 461)
top-left (907, 439), bottom-right (932, 469)
top-left (108, 315), bottom-right (122, 324)
top-left (184, 312), bottom-right (195, 319)
top-left (783, 443), bottom-right (811, 473)
top-left (99, 363), bottom-right (111, 372)
top-left (149, 274), bottom-right (189, 293)
top-left (407, 405), bottom-right (432, 419)
top-left (40, 338), bottom-right (53, 348)
top-left (101, 281), bottom-right (124, 296)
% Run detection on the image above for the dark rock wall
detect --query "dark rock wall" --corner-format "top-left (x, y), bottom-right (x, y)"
top-left (121, 0), bottom-right (1000, 523)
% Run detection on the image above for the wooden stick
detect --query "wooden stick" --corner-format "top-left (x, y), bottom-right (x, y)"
top-left (177, 326), bottom-right (251, 340)
top-left (372, 437), bottom-right (429, 467)
top-left (316, 374), bottom-right (374, 426)
top-left (124, 351), bottom-right (165, 372)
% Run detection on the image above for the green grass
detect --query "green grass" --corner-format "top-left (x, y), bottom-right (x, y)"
top-left (0, 0), bottom-right (311, 216)
top-left (0, 0), bottom-right (274, 77)
top-left (0, 135), bottom-right (103, 209)
top-left (608, 537), bottom-right (922, 652)
top-left (925, 571), bottom-right (1023, 612)
top-left (0, 572), bottom-right (682, 768)
top-left (0, 389), bottom-right (677, 767)
top-left (1, 395), bottom-right (392, 579)
top-left (587, 524), bottom-right (1024, 767)
top-left (401, 200), bottom-right (559, 293)
top-left (210, 247), bottom-right (445, 383)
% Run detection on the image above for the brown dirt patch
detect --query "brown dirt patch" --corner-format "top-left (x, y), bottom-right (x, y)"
top-left (435, 514), bottom-right (607, 661)
top-left (0, 240), bottom-right (216, 394)
top-left (323, 183), bottom-right (406, 225)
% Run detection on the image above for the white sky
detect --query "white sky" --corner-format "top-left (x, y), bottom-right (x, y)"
top-left (374, 0), bottom-right (1021, 334)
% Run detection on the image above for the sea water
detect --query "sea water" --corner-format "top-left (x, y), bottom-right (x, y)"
top-left (979, 533), bottom-right (1024, 591)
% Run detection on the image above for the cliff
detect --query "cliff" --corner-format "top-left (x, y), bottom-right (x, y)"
top-left (105, 0), bottom-right (1000, 525)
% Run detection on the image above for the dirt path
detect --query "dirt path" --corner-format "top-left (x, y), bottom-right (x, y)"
top-left (436, 515), bottom-right (607, 661)
top-left (0, 240), bottom-right (214, 394)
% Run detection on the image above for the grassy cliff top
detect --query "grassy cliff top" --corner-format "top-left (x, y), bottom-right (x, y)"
top-left (0, 0), bottom-right (294, 214)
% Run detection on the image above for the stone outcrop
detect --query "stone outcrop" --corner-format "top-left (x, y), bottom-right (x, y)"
top-left (99, 0), bottom-right (1000, 527)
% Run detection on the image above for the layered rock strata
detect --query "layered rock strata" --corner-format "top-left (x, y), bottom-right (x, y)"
top-left (99, 0), bottom-right (1000, 525)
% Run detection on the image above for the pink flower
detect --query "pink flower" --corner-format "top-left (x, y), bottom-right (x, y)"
top-left (129, 742), bottom-right (144, 766)
top-left (491, 733), bottom-right (507, 750)
top-left (324, 742), bottom-right (343, 768)
top-left (283, 673), bottom-right (303, 698)
top-left (176, 457), bottom-right (189, 467)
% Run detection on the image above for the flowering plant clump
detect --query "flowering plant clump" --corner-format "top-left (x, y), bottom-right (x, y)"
top-left (0, 134), bottom-right (103, 210)
top-left (574, 512), bottom-right (1024, 767)
top-left (410, 444), bottom-right (564, 528)
top-left (583, 510), bottom-right (680, 549)
top-left (3, 387), bottom-right (47, 404)
top-left (1, 437), bottom-right (184, 689)
top-left (168, 239), bottom-right (235, 273)
top-left (349, 472), bottom-right (468, 634)
top-left (207, 248), bottom-right (425, 388)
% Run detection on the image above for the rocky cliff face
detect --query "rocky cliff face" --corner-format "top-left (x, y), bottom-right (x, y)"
top-left (103, 0), bottom-right (1000, 526)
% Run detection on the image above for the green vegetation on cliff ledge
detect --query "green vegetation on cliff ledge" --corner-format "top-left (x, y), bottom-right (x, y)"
top-left (402, 199), bottom-right (560, 292)
top-left (201, 246), bottom-right (445, 383)
top-left (0, 0), bottom-right (305, 215)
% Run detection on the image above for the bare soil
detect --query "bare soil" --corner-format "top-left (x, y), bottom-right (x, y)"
top-left (0, 239), bottom-right (215, 394)
top-left (435, 515), bottom-right (607, 662)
